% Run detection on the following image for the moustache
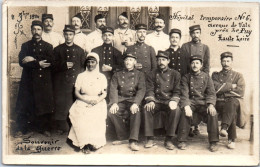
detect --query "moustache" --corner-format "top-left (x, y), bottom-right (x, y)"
top-left (33, 33), bottom-right (40, 36)
top-left (155, 25), bottom-right (163, 29)
top-left (46, 25), bottom-right (52, 27)
top-left (122, 22), bottom-right (127, 25)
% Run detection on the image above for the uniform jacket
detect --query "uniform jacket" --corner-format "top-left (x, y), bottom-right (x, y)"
top-left (114, 28), bottom-right (136, 53)
top-left (181, 41), bottom-right (210, 73)
top-left (145, 31), bottom-right (170, 54)
top-left (109, 68), bottom-right (146, 106)
top-left (212, 69), bottom-right (247, 128)
top-left (15, 39), bottom-right (54, 116)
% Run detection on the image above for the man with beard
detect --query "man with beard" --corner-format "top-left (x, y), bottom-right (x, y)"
top-left (114, 12), bottom-right (136, 53)
top-left (52, 25), bottom-right (85, 135)
top-left (108, 53), bottom-right (146, 151)
top-left (212, 52), bottom-right (246, 149)
top-left (143, 51), bottom-right (181, 150)
top-left (145, 15), bottom-right (170, 54)
top-left (71, 13), bottom-right (88, 53)
top-left (86, 14), bottom-right (106, 54)
top-left (177, 55), bottom-right (219, 152)
top-left (14, 20), bottom-right (54, 137)
top-left (125, 24), bottom-right (156, 76)
top-left (41, 14), bottom-right (64, 48)
top-left (166, 28), bottom-right (190, 76)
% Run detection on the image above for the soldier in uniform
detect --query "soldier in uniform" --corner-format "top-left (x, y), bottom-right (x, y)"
top-left (15, 20), bottom-right (54, 137)
top-left (125, 24), bottom-right (157, 76)
top-left (145, 15), bottom-right (170, 54)
top-left (108, 53), bottom-right (146, 151)
top-left (114, 12), bottom-right (136, 53)
top-left (177, 55), bottom-right (219, 152)
top-left (212, 52), bottom-right (246, 149)
top-left (41, 14), bottom-right (64, 48)
top-left (143, 51), bottom-right (181, 150)
top-left (52, 25), bottom-right (85, 135)
top-left (86, 14), bottom-right (107, 54)
top-left (166, 28), bottom-right (189, 76)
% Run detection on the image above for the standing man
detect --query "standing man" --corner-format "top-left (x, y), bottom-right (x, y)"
top-left (53, 25), bottom-right (85, 135)
top-left (125, 24), bottom-right (157, 76)
top-left (15, 20), bottom-right (54, 137)
top-left (85, 14), bottom-right (106, 54)
top-left (212, 52), bottom-right (246, 149)
top-left (177, 55), bottom-right (219, 152)
top-left (41, 14), bottom-right (64, 48)
top-left (143, 51), bottom-right (181, 150)
top-left (108, 53), bottom-right (146, 151)
top-left (145, 15), bottom-right (170, 54)
top-left (166, 28), bottom-right (190, 76)
top-left (114, 12), bottom-right (136, 53)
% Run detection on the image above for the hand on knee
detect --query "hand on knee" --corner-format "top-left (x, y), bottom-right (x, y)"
top-left (109, 103), bottom-right (119, 114)
top-left (144, 101), bottom-right (155, 112)
top-left (169, 101), bottom-right (178, 110)
top-left (207, 104), bottom-right (217, 116)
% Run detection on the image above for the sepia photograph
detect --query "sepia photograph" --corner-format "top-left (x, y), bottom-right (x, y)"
top-left (2, 0), bottom-right (259, 165)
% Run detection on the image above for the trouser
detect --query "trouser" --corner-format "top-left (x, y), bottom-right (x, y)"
top-left (143, 103), bottom-right (181, 137)
top-left (177, 104), bottom-right (219, 142)
top-left (36, 113), bottom-right (52, 132)
top-left (108, 101), bottom-right (141, 141)
top-left (216, 98), bottom-right (240, 140)
top-left (56, 119), bottom-right (70, 132)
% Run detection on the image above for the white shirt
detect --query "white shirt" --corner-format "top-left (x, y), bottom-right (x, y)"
top-left (42, 31), bottom-right (64, 48)
top-left (114, 28), bottom-right (136, 53)
top-left (85, 28), bottom-right (104, 54)
top-left (145, 31), bottom-right (170, 54)
top-left (74, 31), bottom-right (88, 52)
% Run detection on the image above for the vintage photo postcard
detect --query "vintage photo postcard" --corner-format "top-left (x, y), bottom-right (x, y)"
top-left (2, 0), bottom-right (259, 165)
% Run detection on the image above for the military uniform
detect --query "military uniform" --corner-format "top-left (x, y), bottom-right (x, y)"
top-left (145, 31), bottom-right (170, 54)
top-left (114, 28), bottom-right (136, 53)
top-left (85, 29), bottom-right (104, 54)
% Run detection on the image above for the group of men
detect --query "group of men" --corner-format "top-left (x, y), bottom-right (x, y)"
top-left (14, 11), bottom-right (246, 153)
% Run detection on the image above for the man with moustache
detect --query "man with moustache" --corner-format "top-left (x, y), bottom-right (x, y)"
top-left (86, 14), bottom-right (107, 54)
top-left (108, 53), bottom-right (146, 151)
top-left (212, 52), bottom-right (246, 149)
top-left (52, 25), bottom-right (85, 135)
top-left (114, 12), bottom-right (136, 53)
top-left (41, 14), bottom-right (64, 48)
top-left (125, 24), bottom-right (156, 76)
top-left (145, 15), bottom-right (170, 54)
top-left (166, 28), bottom-right (189, 76)
top-left (143, 51), bottom-right (181, 150)
top-left (177, 55), bottom-right (219, 152)
top-left (14, 20), bottom-right (54, 137)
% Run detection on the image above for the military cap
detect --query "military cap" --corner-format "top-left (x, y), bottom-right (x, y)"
top-left (73, 13), bottom-right (83, 21)
top-left (169, 28), bottom-right (182, 37)
top-left (189, 25), bottom-right (201, 33)
top-left (124, 53), bottom-right (137, 60)
top-left (31, 20), bottom-right (43, 29)
top-left (102, 27), bottom-right (114, 34)
top-left (190, 55), bottom-right (203, 62)
top-left (135, 24), bottom-right (147, 30)
top-left (63, 25), bottom-right (75, 33)
top-left (220, 52), bottom-right (233, 59)
top-left (119, 12), bottom-right (128, 18)
top-left (156, 50), bottom-right (170, 59)
top-left (42, 14), bottom-right (53, 22)
top-left (94, 14), bottom-right (105, 22)
top-left (154, 14), bottom-right (165, 22)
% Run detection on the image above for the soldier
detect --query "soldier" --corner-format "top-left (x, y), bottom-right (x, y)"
top-left (177, 55), bottom-right (219, 152)
top-left (166, 28), bottom-right (189, 76)
top-left (14, 20), bottom-right (54, 137)
top-left (145, 15), bottom-right (170, 54)
top-left (143, 51), bottom-right (181, 150)
top-left (114, 12), bottom-right (136, 53)
top-left (86, 14), bottom-right (106, 54)
top-left (41, 14), bottom-right (64, 48)
top-left (71, 13), bottom-right (88, 52)
top-left (125, 24), bottom-right (157, 76)
top-left (52, 25), bottom-right (85, 135)
top-left (212, 52), bottom-right (246, 149)
top-left (108, 53), bottom-right (146, 151)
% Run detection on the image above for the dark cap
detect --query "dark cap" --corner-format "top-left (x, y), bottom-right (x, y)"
top-left (102, 27), bottom-right (114, 34)
top-left (42, 14), bottom-right (53, 22)
top-left (31, 20), bottom-right (43, 29)
top-left (73, 13), bottom-right (83, 21)
top-left (63, 25), bottom-right (75, 33)
top-left (154, 14), bottom-right (165, 22)
top-left (94, 14), bottom-right (105, 22)
top-left (190, 55), bottom-right (203, 62)
top-left (119, 12), bottom-right (128, 18)
top-left (169, 28), bottom-right (182, 37)
top-left (189, 25), bottom-right (201, 33)
top-left (156, 50), bottom-right (169, 59)
top-left (124, 53), bottom-right (137, 60)
top-left (135, 24), bottom-right (147, 30)
top-left (220, 52), bottom-right (233, 59)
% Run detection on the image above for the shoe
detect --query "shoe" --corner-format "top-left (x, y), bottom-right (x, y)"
top-left (14, 131), bottom-right (23, 138)
top-left (82, 148), bottom-right (91, 154)
top-left (56, 130), bottom-right (64, 135)
top-left (209, 142), bottom-right (218, 152)
top-left (188, 128), bottom-right (195, 137)
top-left (144, 139), bottom-right (155, 148)
top-left (112, 140), bottom-right (128, 145)
top-left (219, 129), bottom-right (228, 137)
top-left (227, 140), bottom-right (236, 149)
top-left (177, 142), bottom-right (187, 150)
top-left (193, 128), bottom-right (200, 135)
top-left (43, 131), bottom-right (51, 137)
top-left (129, 141), bottom-right (140, 151)
top-left (164, 140), bottom-right (175, 150)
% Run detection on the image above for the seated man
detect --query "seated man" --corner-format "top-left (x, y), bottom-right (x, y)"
top-left (177, 55), bottom-right (219, 152)
top-left (108, 53), bottom-right (146, 151)
top-left (212, 52), bottom-right (246, 149)
top-left (143, 51), bottom-right (181, 150)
